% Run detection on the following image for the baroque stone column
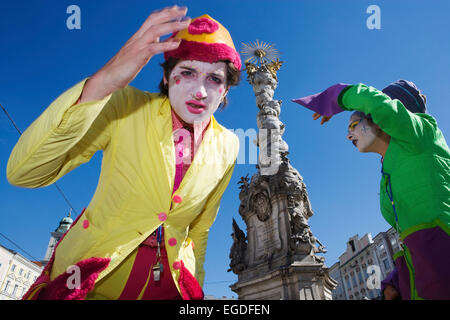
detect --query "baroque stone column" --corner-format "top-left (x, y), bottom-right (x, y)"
top-left (229, 41), bottom-right (337, 300)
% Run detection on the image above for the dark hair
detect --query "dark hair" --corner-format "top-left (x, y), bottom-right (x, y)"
top-left (353, 111), bottom-right (375, 124)
top-left (158, 57), bottom-right (241, 110)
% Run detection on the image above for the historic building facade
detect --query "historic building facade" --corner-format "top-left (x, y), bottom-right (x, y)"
top-left (0, 211), bottom-right (73, 300)
top-left (329, 227), bottom-right (401, 300)
top-left (0, 245), bottom-right (43, 300)
top-left (229, 45), bottom-right (336, 300)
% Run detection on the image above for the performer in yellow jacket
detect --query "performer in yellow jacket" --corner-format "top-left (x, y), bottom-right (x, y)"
top-left (6, 6), bottom-right (241, 300)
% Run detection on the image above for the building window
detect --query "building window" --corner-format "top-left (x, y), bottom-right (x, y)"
top-left (4, 280), bottom-right (11, 293)
top-left (390, 237), bottom-right (396, 246)
top-left (383, 258), bottom-right (390, 271)
top-left (349, 240), bottom-right (356, 252)
top-left (351, 275), bottom-right (357, 288)
top-left (357, 270), bottom-right (364, 284)
top-left (12, 284), bottom-right (18, 298)
top-left (346, 278), bottom-right (351, 289)
top-left (11, 264), bottom-right (16, 272)
top-left (19, 268), bottom-right (23, 276)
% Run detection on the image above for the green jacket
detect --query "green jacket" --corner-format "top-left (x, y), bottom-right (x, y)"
top-left (338, 84), bottom-right (450, 299)
top-left (339, 84), bottom-right (450, 236)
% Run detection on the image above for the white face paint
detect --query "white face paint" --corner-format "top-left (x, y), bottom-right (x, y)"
top-left (346, 114), bottom-right (378, 152)
top-left (166, 60), bottom-right (228, 124)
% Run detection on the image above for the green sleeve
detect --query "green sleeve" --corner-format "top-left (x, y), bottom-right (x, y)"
top-left (338, 83), bottom-right (434, 148)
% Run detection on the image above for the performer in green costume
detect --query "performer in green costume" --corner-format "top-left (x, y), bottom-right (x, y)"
top-left (292, 80), bottom-right (450, 300)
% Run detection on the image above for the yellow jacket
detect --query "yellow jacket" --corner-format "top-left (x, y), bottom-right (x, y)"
top-left (6, 79), bottom-right (239, 296)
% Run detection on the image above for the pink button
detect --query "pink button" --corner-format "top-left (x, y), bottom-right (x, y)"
top-left (178, 151), bottom-right (184, 157)
top-left (158, 212), bottom-right (167, 221)
top-left (168, 238), bottom-right (177, 246)
top-left (173, 195), bottom-right (182, 203)
top-left (82, 219), bottom-right (89, 229)
top-left (173, 261), bottom-right (181, 270)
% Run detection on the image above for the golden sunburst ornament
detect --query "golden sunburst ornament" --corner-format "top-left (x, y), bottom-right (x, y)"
top-left (241, 40), bottom-right (280, 66)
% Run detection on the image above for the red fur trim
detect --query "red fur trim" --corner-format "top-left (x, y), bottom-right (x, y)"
top-left (178, 261), bottom-right (204, 300)
top-left (38, 257), bottom-right (110, 300)
top-left (23, 208), bottom-right (87, 300)
top-left (23, 208), bottom-right (110, 300)
top-left (188, 18), bottom-right (219, 34)
top-left (165, 40), bottom-right (242, 70)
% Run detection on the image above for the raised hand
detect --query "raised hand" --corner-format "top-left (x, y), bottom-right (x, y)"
top-left (312, 112), bottom-right (332, 125)
top-left (80, 6), bottom-right (191, 103)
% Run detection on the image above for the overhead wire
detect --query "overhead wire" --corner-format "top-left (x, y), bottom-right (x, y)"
top-left (1, 102), bottom-right (78, 216)
top-left (1, 101), bottom-right (78, 261)
top-left (0, 232), bottom-right (40, 262)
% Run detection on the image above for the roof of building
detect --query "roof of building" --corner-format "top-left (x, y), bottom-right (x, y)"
top-left (31, 261), bottom-right (43, 267)
top-left (0, 243), bottom-right (17, 255)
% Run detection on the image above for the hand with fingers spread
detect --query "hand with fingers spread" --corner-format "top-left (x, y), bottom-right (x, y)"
top-left (80, 6), bottom-right (191, 103)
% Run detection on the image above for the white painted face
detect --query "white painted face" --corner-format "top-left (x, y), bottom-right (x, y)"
top-left (166, 60), bottom-right (228, 124)
top-left (346, 113), bottom-right (378, 152)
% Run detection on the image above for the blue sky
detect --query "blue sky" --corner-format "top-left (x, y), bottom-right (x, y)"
top-left (1, 0), bottom-right (449, 298)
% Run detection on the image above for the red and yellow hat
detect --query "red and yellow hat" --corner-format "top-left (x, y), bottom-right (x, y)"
top-left (164, 14), bottom-right (242, 70)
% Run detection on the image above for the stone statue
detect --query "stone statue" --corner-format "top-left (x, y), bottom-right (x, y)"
top-left (252, 192), bottom-right (271, 222)
top-left (228, 218), bottom-right (248, 274)
top-left (229, 41), bottom-right (337, 299)
top-left (238, 175), bottom-right (250, 217)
